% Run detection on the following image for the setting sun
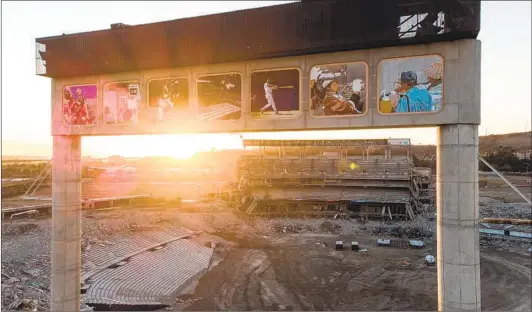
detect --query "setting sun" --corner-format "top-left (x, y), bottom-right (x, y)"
top-left (83, 134), bottom-right (244, 159)
top-left (80, 128), bottom-right (438, 159)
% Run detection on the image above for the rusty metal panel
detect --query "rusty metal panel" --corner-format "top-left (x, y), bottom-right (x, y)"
top-left (242, 139), bottom-right (390, 147)
top-left (36, 0), bottom-right (480, 78)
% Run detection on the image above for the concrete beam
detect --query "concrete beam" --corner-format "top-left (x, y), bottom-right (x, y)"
top-left (437, 124), bottom-right (481, 311)
top-left (51, 135), bottom-right (82, 312)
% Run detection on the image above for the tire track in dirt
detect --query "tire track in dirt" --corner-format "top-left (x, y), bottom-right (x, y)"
top-left (179, 228), bottom-right (530, 311)
top-left (182, 231), bottom-right (301, 311)
top-left (481, 252), bottom-right (532, 311)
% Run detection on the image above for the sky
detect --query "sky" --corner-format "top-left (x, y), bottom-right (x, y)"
top-left (1, 1), bottom-right (531, 158)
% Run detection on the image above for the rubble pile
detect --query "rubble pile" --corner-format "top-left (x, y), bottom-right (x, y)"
top-left (272, 223), bottom-right (315, 234)
top-left (267, 217), bottom-right (435, 239)
top-left (479, 236), bottom-right (532, 251)
top-left (1, 221), bottom-right (52, 311)
top-left (2, 223), bottom-right (39, 237)
top-left (271, 221), bottom-right (341, 234)
top-left (479, 197), bottom-right (532, 219)
top-left (360, 224), bottom-right (428, 239)
top-left (319, 221), bottom-right (343, 234)
top-left (1, 273), bottom-right (49, 311)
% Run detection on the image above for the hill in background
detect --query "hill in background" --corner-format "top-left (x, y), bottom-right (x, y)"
top-left (479, 131), bottom-right (531, 153)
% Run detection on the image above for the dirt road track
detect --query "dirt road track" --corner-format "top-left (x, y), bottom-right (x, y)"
top-left (182, 234), bottom-right (439, 311)
top-left (178, 232), bottom-right (531, 311)
top-left (480, 252), bottom-right (532, 311)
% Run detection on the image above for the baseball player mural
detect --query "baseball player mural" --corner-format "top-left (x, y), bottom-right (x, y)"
top-left (261, 79), bottom-right (279, 114)
top-left (310, 63), bottom-right (367, 117)
top-left (62, 85), bottom-right (97, 125)
top-left (197, 73), bottom-right (242, 121)
top-left (378, 54), bottom-right (443, 114)
top-left (251, 69), bottom-right (300, 119)
top-left (147, 78), bottom-right (189, 122)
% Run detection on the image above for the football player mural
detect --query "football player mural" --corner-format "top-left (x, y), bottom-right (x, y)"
top-left (62, 85), bottom-right (97, 125)
top-left (310, 63), bottom-right (367, 117)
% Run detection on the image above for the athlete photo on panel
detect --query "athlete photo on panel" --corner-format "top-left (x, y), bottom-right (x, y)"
top-left (197, 74), bottom-right (242, 121)
top-left (250, 69), bottom-right (300, 119)
top-left (378, 54), bottom-right (443, 114)
top-left (62, 85), bottom-right (97, 125)
top-left (260, 78), bottom-right (280, 114)
top-left (148, 78), bottom-right (190, 122)
top-left (103, 82), bottom-right (141, 125)
top-left (310, 63), bottom-right (367, 117)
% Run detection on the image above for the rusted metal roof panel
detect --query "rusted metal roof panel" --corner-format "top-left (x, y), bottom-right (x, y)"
top-left (243, 139), bottom-right (390, 147)
top-left (36, 0), bottom-right (480, 78)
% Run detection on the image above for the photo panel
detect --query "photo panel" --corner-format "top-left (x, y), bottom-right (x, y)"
top-left (378, 54), bottom-right (444, 114)
top-left (250, 69), bottom-right (300, 119)
top-left (310, 62), bottom-right (367, 117)
top-left (147, 77), bottom-right (191, 122)
top-left (103, 81), bottom-right (141, 125)
top-left (62, 84), bottom-right (97, 126)
top-left (197, 73), bottom-right (242, 121)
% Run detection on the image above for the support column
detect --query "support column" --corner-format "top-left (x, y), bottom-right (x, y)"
top-left (51, 136), bottom-right (82, 312)
top-left (437, 124), bottom-right (480, 311)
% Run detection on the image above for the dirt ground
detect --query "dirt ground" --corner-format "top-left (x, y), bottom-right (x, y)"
top-left (177, 219), bottom-right (531, 311)
top-left (2, 206), bottom-right (530, 311)
top-left (479, 174), bottom-right (531, 203)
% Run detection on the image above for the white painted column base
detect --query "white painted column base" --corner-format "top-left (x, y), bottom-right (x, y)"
top-left (437, 124), bottom-right (481, 311)
top-left (51, 135), bottom-right (82, 312)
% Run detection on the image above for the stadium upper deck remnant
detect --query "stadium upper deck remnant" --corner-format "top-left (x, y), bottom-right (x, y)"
top-left (36, 0), bottom-right (480, 78)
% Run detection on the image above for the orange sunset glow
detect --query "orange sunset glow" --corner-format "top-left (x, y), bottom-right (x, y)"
top-left (80, 128), bottom-right (437, 159)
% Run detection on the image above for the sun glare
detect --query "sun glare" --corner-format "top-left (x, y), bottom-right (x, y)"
top-left (83, 128), bottom-right (437, 159)
top-left (84, 134), bottom-right (244, 159)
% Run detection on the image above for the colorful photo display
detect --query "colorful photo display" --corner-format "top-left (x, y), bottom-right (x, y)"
top-left (250, 69), bottom-right (300, 119)
top-left (310, 62), bottom-right (367, 117)
top-left (148, 77), bottom-right (190, 122)
top-left (62, 84), bottom-right (97, 126)
top-left (197, 73), bottom-right (242, 121)
top-left (103, 81), bottom-right (141, 125)
top-left (378, 54), bottom-right (444, 114)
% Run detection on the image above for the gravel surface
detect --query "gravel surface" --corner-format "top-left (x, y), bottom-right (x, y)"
top-left (479, 197), bottom-right (532, 219)
top-left (2, 220), bottom-right (51, 311)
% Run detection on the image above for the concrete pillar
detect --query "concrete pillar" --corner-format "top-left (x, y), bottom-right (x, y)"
top-left (51, 135), bottom-right (82, 312)
top-left (437, 124), bottom-right (480, 311)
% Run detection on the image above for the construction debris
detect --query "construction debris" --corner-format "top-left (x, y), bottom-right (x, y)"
top-left (479, 198), bottom-right (532, 220)
top-left (408, 240), bottom-right (425, 249)
top-left (377, 239), bottom-right (391, 247)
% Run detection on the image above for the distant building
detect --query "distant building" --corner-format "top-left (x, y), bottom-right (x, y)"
top-left (514, 151), bottom-right (532, 160)
top-left (107, 155), bottom-right (126, 165)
